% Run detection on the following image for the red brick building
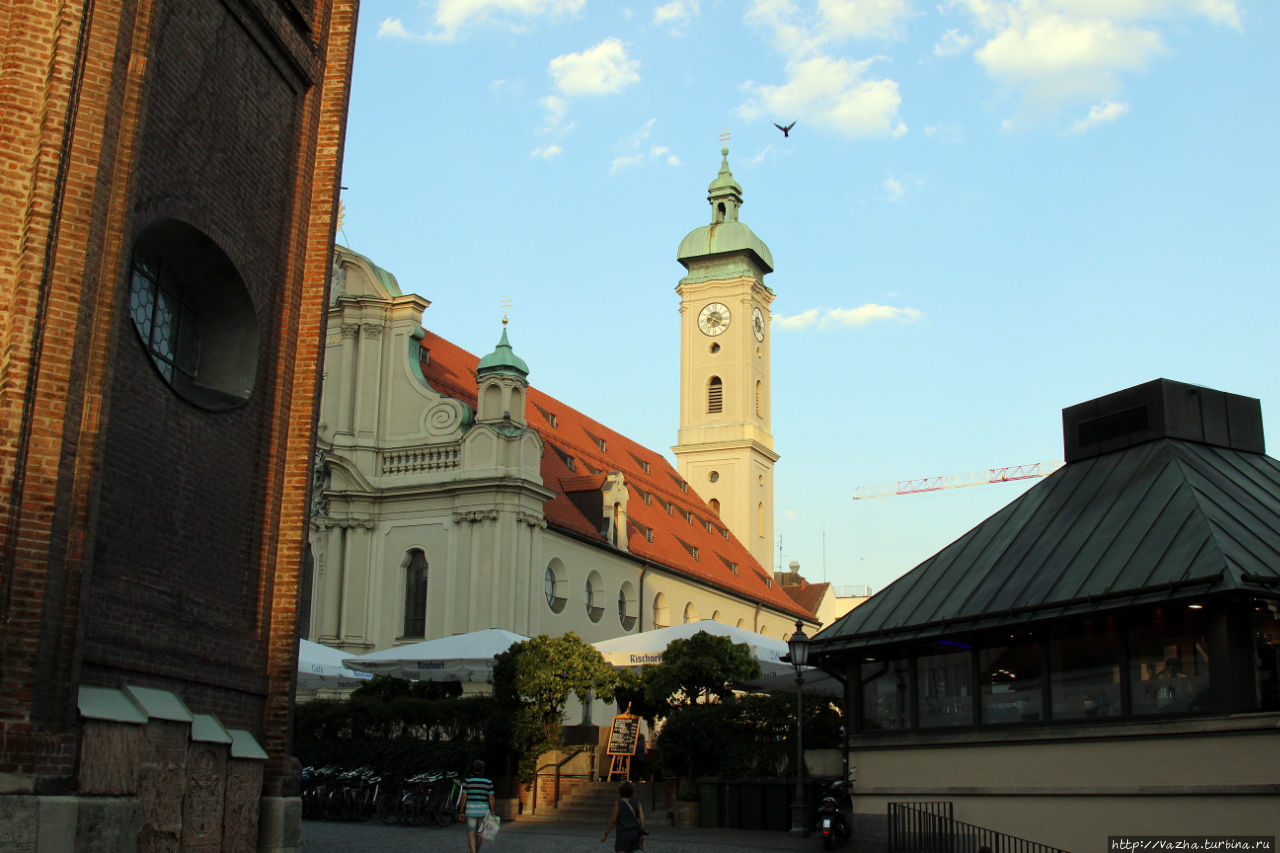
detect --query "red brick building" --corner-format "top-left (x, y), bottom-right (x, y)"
top-left (0, 2), bottom-right (357, 849)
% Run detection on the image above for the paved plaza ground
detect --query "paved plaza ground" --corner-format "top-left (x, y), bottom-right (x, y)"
top-left (299, 818), bottom-right (877, 852)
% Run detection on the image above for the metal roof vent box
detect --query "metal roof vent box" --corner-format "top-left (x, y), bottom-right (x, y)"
top-left (1063, 378), bottom-right (1264, 463)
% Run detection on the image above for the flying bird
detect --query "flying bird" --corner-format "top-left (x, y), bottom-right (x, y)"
top-left (774, 121), bottom-right (796, 137)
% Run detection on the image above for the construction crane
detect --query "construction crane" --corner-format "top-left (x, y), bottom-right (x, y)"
top-left (852, 461), bottom-right (1064, 500)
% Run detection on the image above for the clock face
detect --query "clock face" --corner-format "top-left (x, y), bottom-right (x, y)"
top-left (752, 307), bottom-right (766, 341)
top-left (698, 302), bottom-right (731, 336)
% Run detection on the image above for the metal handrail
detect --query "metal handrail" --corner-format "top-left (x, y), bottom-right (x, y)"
top-left (888, 802), bottom-right (1071, 853)
top-left (532, 747), bottom-right (591, 813)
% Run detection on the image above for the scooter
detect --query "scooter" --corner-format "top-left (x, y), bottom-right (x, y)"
top-left (816, 778), bottom-right (853, 849)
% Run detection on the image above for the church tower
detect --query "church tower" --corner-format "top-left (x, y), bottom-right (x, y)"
top-left (673, 144), bottom-right (778, 570)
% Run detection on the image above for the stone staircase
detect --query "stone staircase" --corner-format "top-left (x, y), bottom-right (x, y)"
top-left (521, 780), bottom-right (661, 825)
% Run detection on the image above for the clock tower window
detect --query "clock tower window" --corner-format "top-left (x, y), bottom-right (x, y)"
top-left (708, 376), bottom-right (723, 413)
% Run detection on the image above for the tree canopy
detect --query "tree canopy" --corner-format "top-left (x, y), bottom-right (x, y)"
top-left (643, 631), bottom-right (762, 708)
top-left (491, 632), bottom-right (618, 781)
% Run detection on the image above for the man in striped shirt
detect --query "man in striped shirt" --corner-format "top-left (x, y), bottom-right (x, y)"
top-left (458, 759), bottom-right (495, 852)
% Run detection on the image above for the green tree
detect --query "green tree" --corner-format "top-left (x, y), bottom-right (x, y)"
top-left (643, 631), bottom-right (761, 708)
top-left (491, 632), bottom-right (619, 781)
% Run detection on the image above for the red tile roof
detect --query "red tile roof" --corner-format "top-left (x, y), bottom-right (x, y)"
top-left (418, 329), bottom-right (812, 621)
top-left (782, 581), bottom-right (830, 616)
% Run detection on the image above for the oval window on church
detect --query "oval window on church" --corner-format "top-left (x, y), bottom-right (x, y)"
top-left (545, 559), bottom-right (567, 613)
top-left (585, 570), bottom-right (604, 622)
top-left (618, 582), bottom-right (637, 631)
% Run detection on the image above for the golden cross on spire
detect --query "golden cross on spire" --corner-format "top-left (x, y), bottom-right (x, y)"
top-left (719, 128), bottom-right (731, 145)
top-left (500, 296), bottom-right (512, 326)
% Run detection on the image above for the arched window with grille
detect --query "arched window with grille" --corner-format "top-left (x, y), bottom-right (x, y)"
top-left (755, 380), bottom-right (762, 418)
top-left (403, 550), bottom-right (428, 638)
top-left (708, 376), bottom-right (723, 413)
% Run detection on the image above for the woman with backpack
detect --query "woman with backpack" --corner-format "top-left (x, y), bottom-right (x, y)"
top-left (600, 780), bottom-right (646, 852)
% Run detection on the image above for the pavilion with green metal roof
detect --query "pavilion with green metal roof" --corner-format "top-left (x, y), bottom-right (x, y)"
top-left (806, 379), bottom-right (1280, 851)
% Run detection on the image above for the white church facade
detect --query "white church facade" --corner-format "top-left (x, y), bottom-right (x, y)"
top-left (305, 150), bottom-right (816, 659)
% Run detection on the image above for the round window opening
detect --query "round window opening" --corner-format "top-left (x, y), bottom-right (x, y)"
top-left (709, 471), bottom-right (720, 483)
top-left (127, 219), bottom-right (258, 411)
top-left (709, 342), bottom-right (720, 354)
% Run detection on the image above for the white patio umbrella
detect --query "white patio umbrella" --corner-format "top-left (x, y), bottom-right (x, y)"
top-left (343, 628), bottom-right (529, 682)
top-left (738, 668), bottom-right (845, 697)
top-left (297, 639), bottom-right (374, 690)
top-left (593, 620), bottom-right (801, 678)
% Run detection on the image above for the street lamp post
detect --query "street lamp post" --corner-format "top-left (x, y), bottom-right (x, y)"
top-left (787, 619), bottom-right (811, 836)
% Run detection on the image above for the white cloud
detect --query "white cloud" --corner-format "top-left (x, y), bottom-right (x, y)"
top-left (822, 303), bottom-right (923, 327)
top-left (934, 28), bottom-right (974, 56)
top-left (774, 304), bottom-right (923, 330)
top-left (611, 120), bottom-right (682, 172)
top-left (740, 2), bottom-right (908, 138)
top-left (650, 146), bottom-right (682, 166)
top-left (378, 1), bottom-right (585, 41)
top-left (784, 509), bottom-right (799, 520)
top-left (1070, 99), bottom-right (1129, 132)
top-left (944, 0), bottom-right (1239, 126)
top-left (976, 15), bottom-right (1164, 81)
top-left (435, 0), bottom-right (585, 40)
top-left (773, 308), bottom-right (822, 330)
top-left (654, 0), bottom-right (700, 33)
top-left (817, 0), bottom-right (912, 41)
top-left (748, 143), bottom-right (779, 166)
top-left (740, 55), bottom-right (906, 138)
top-left (541, 94), bottom-right (569, 124)
top-left (610, 154), bottom-right (645, 173)
top-left (884, 176), bottom-right (905, 202)
top-left (549, 37), bottom-right (641, 96)
top-left (378, 17), bottom-right (417, 40)
top-left (531, 145), bottom-right (564, 159)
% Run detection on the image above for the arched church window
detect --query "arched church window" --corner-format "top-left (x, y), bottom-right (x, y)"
top-left (403, 550), bottom-right (427, 638)
top-left (758, 501), bottom-right (765, 535)
top-left (755, 381), bottom-right (762, 418)
top-left (653, 592), bottom-right (669, 629)
top-left (127, 219), bottom-right (258, 410)
top-left (683, 602), bottom-right (699, 623)
top-left (708, 376), bottom-right (723, 413)
top-left (618, 582), bottom-right (638, 631)
top-left (709, 498), bottom-right (720, 517)
top-left (585, 571), bottom-right (605, 622)
top-left (545, 559), bottom-right (567, 613)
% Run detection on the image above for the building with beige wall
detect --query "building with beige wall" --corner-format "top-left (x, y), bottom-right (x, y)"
top-left (306, 241), bottom-right (815, 667)
top-left (809, 379), bottom-right (1280, 852)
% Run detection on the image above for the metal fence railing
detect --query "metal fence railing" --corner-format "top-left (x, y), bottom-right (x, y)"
top-left (888, 802), bottom-right (1071, 853)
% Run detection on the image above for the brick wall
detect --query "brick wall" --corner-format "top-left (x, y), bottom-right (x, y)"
top-left (0, 0), bottom-right (357, 797)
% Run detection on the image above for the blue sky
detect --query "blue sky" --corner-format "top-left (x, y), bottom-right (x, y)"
top-left (338, 0), bottom-right (1279, 597)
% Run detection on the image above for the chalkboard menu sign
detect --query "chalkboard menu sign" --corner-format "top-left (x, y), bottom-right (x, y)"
top-left (607, 714), bottom-right (640, 756)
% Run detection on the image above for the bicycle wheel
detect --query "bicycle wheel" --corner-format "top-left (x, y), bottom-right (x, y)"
top-left (432, 796), bottom-right (455, 827)
top-left (375, 787), bottom-right (400, 825)
top-left (399, 792), bottom-right (421, 826)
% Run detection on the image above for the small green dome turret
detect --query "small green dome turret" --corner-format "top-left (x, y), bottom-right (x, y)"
top-left (477, 324), bottom-right (529, 379)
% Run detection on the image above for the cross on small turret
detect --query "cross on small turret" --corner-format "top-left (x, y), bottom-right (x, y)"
top-left (500, 296), bottom-right (512, 326)
top-left (720, 128), bottom-right (731, 145)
